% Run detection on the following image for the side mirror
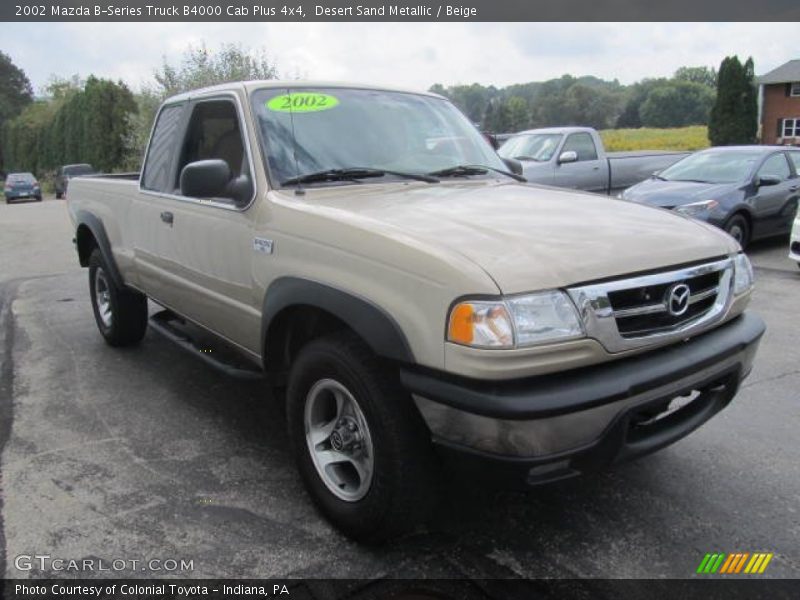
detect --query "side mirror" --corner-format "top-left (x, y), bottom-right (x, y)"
top-left (180, 159), bottom-right (231, 198)
top-left (756, 175), bottom-right (781, 187)
top-left (502, 157), bottom-right (523, 176)
top-left (558, 150), bottom-right (578, 164)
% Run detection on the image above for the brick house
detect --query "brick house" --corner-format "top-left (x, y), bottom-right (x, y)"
top-left (757, 59), bottom-right (800, 145)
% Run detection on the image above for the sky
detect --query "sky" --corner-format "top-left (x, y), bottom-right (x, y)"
top-left (3, 22), bottom-right (798, 94)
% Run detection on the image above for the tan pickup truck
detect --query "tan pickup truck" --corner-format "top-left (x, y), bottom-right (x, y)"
top-left (68, 81), bottom-right (765, 542)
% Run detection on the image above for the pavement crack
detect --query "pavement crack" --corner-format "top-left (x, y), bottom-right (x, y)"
top-left (742, 368), bottom-right (800, 389)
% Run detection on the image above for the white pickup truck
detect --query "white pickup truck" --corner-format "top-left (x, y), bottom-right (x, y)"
top-left (68, 81), bottom-right (764, 542)
top-left (498, 126), bottom-right (688, 195)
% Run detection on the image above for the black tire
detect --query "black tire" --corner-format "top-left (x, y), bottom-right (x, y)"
top-left (88, 248), bottom-right (148, 347)
top-left (724, 214), bottom-right (750, 249)
top-left (56, 192), bottom-right (63, 199)
top-left (36, 195), bottom-right (42, 202)
top-left (287, 332), bottom-right (439, 542)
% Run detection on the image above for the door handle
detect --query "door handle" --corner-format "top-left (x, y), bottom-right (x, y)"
top-left (160, 211), bottom-right (174, 225)
top-left (790, 186), bottom-right (798, 192)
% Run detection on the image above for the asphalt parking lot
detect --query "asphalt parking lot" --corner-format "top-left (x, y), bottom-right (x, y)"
top-left (0, 197), bottom-right (798, 582)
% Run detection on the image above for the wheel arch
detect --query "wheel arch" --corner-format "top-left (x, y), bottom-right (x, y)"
top-left (261, 278), bottom-right (415, 374)
top-left (74, 210), bottom-right (125, 289)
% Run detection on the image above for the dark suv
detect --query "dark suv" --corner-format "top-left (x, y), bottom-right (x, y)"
top-left (55, 163), bottom-right (94, 199)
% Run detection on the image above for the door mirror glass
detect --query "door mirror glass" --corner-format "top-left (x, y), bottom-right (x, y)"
top-left (756, 174), bottom-right (781, 187)
top-left (180, 159), bottom-right (231, 198)
top-left (502, 157), bottom-right (523, 176)
top-left (558, 150), bottom-right (578, 164)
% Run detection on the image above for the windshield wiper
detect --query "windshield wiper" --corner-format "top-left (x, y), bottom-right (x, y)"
top-left (428, 164), bottom-right (526, 182)
top-left (281, 167), bottom-right (438, 187)
top-left (672, 178), bottom-right (712, 184)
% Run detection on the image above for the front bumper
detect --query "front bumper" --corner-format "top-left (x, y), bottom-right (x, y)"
top-left (401, 312), bottom-right (765, 487)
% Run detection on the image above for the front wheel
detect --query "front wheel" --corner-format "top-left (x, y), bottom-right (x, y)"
top-left (88, 248), bottom-right (148, 346)
top-left (724, 214), bottom-right (750, 249)
top-left (287, 332), bottom-right (439, 542)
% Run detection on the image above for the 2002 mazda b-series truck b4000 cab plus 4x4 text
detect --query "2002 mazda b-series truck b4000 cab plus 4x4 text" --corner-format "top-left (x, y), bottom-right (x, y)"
top-left (67, 81), bottom-right (765, 542)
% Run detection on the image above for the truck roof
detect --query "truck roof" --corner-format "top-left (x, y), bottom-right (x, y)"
top-left (513, 126), bottom-right (597, 136)
top-left (164, 80), bottom-right (445, 104)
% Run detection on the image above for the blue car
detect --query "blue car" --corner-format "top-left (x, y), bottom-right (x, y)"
top-left (621, 146), bottom-right (800, 248)
top-left (4, 172), bottom-right (42, 204)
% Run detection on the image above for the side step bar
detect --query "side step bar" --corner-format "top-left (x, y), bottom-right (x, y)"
top-left (149, 310), bottom-right (264, 381)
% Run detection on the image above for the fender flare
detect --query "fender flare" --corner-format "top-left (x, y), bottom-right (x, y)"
top-left (74, 210), bottom-right (125, 289)
top-left (261, 277), bottom-right (415, 364)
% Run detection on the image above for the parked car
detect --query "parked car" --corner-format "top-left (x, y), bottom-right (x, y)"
top-left (55, 163), bottom-right (95, 199)
top-left (67, 81), bottom-right (764, 542)
top-left (3, 172), bottom-right (42, 203)
top-left (790, 206), bottom-right (800, 268)
top-left (621, 146), bottom-right (800, 249)
top-left (498, 126), bottom-right (687, 195)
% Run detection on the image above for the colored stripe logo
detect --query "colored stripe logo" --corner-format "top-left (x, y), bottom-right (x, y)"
top-left (697, 552), bottom-right (774, 574)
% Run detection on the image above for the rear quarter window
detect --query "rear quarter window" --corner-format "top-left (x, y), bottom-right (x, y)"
top-left (141, 104), bottom-right (185, 192)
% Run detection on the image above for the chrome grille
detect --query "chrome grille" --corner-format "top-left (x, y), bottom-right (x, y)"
top-left (567, 258), bottom-right (734, 353)
top-left (609, 270), bottom-right (721, 337)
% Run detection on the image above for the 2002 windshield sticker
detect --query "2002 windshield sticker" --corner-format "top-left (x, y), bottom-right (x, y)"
top-left (267, 93), bottom-right (340, 113)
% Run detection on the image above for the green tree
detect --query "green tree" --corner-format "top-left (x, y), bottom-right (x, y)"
top-left (2, 76), bottom-right (138, 175)
top-left (153, 42), bottom-right (279, 97)
top-left (506, 96), bottom-right (530, 131)
top-left (640, 81), bottom-right (715, 127)
top-left (616, 78), bottom-right (669, 128)
top-left (673, 66), bottom-right (717, 88)
top-left (0, 51), bottom-right (34, 172)
top-left (0, 51), bottom-right (33, 122)
top-left (709, 56), bottom-right (757, 145)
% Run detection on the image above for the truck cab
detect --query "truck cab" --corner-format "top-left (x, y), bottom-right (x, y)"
top-left (499, 126), bottom-right (687, 195)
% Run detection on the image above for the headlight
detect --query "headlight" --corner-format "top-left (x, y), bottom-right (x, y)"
top-left (733, 253), bottom-right (754, 295)
top-left (674, 199), bottom-right (719, 218)
top-left (447, 301), bottom-right (513, 348)
top-left (447, 291), bottom-right (583, 349)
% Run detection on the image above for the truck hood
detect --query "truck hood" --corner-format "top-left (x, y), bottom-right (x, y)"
top-left (624, 179), bottom-right (737, 208)
top-left (297, 180), bottom-right (738, 294)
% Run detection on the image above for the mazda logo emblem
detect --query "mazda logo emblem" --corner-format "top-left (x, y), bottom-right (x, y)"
top-left (666, 283), bottom-right (691, 316)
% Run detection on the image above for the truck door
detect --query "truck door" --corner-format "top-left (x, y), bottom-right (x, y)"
top-left (132, 102), bottom-right (188, 305)
top-left (157, 95), bottom-right (262, 353)
top-left (552, 132), bottom-right (608, 194)
top-left (749, 152), bottom-right (797, 239)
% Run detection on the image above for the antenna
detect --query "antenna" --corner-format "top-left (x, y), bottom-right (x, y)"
top-left (286, 88), bottom-right (304, 196)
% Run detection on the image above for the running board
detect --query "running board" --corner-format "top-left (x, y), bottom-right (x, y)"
top-left (149, 310), bottom-right (264, 381)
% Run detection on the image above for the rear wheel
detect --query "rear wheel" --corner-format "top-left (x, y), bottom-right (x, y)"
top-left (724, 214), bottom-right (750, 249)
top-left (287, 332), bottom-right (439, 542)
top-left (88, 248), bottom-right (148, 346)
top-left (56, 192), bottom-right (63, 199)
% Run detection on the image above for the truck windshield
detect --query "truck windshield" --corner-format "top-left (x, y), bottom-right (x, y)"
top-left (251, 87), bottom-right (506, 187)
top-left (659, 150), bottom-right (764, 184)
top-left (498, 133), bottom-right (563, 162)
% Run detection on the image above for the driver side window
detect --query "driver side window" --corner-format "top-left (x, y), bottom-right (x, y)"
top-left (175, 99), bottom-right (252, 203)
top-left (758, 153), bottom-right (791, 181)
top-left (562, 133), bottom-right (598, 162)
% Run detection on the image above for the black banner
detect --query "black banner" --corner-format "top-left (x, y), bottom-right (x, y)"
top-left (2, 0), bottom-right (799, 22)
top-left (3, 579), bottom-right (800, 600)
